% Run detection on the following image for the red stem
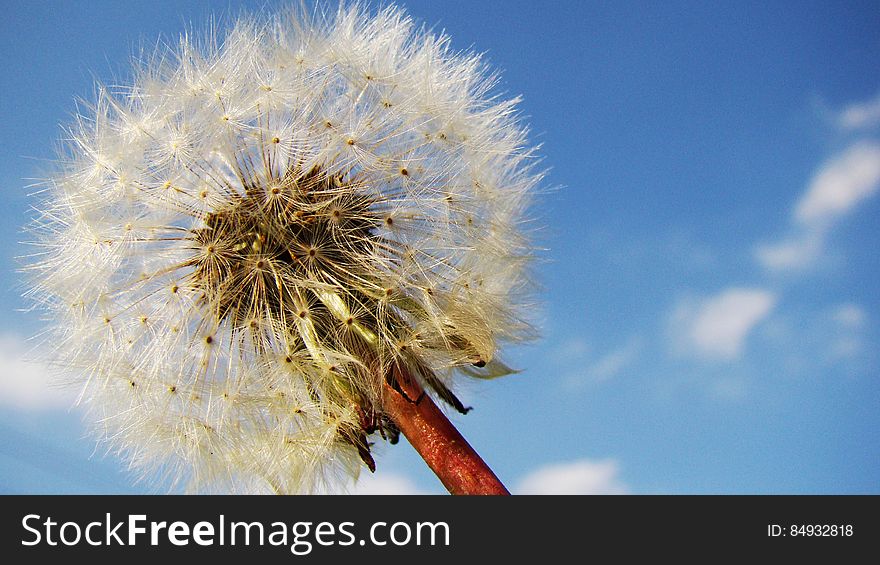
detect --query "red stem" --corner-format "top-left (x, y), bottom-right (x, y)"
top-left (383, 367), bottom-right (510, 495)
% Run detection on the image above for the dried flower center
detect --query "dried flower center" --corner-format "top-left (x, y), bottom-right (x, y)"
top-left (189, 166), bottom-right (381, 327)
top-left (186, 164), bottom-right (411, 469)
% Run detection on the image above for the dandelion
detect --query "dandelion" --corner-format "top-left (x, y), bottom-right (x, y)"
top-left (25, 3), bottom-right (540, 494)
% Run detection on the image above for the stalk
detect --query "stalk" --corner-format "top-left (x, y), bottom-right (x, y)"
top-left (383, 366), bottom-right (510, 495)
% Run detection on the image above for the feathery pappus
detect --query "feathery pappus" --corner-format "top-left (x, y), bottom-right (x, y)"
top-left (24, 3), bottom-right (541, 493)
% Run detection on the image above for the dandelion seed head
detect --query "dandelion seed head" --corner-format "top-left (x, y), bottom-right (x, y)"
top-left (25, 3), bottom-right (541, 493)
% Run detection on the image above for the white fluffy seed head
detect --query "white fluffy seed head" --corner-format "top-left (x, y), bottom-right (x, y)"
top-left (24, 3), bottom-right (541, 493)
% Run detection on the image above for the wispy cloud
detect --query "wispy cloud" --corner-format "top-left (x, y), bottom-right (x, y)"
top-left (551, 337), bottom-right (589, 365)
top-left (760, 301), bottom-right (872, 376)
top-left (795, 142), bottom-right (880, 224)
top-left (838, 92), bottom-right (880, 130)
top-left (756, 141), bottom-right (880, 272)
top-left (754, 230), bottom-right (823, 271)
top-left (0, 334), bottom-right (75, 411)
top-left (758, 92), bottom-right (880, 273)
top-left (347, 472), bottom-right (437, 495)
top-left (560, 337), bottom-right (640, 390)
top-left (672, 288), bottom-right (776, 360)
top-left (585, 339), bottom-right (641, 383)
top-left (828, 303), bottom-right (868, 362)
top-left (515, 458), bottom-right (629, 495)
top-left (833, 303), bottom-right (867, 329)
top-left (337, 459), bottom-right (632, 495)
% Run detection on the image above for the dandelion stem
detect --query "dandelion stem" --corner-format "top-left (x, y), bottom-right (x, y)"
top-left (384, 367), bottom-right (510, 495)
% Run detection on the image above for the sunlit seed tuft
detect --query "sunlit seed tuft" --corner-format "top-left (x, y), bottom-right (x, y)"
top-left (26, 2), bottom-right (540, 494)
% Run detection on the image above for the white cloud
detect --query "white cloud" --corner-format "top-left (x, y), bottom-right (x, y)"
top-left (839, 93), bottom-right (880, 130)
top-left (833, 303), bottom-right (867, 329)
top-left (0, 334), bottom-right (75, 411)
top-left (586, 339), bottom-right (640, 383)
top-left (795, 142), bottom-right (880, 224)
top-left (348, 472), bottom-right (436, 495)
top-left (675, 289), bottom-right (776, 359)
top-left (515, 458), bottom-right (629, 495)
top-left (551, 337), bottom-right (589, 366)
top-left (756, 142), bottom-right (880, 272)
top-left (560, 338), bottom-right (640, 390)
top-left (829, 337), bottom-right (862, 361)
top-left (755, 142), bottom-right (880, 271)
top-left (754, 231), bottom-right (823, 271)
top-left (759, 304), bottom-right (871, 374)
top-left (827, 303), bottom-right (868, 362)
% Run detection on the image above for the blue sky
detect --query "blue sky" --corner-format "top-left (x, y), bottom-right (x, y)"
top-left (1, 0), bottom-right (878, 494)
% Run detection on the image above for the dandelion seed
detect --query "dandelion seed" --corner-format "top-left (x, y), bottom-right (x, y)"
top-left (25, 3), bottom-right (540, 494)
